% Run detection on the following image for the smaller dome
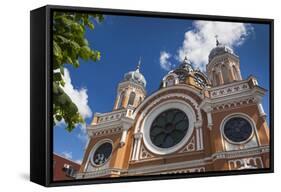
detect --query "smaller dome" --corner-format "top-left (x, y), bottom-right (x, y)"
top-left (179, 57), bottom-right (194, 72)
top-left (208, 44), bottom-right (236, 62)
top-left (123, 60), bottom-right (146, 87)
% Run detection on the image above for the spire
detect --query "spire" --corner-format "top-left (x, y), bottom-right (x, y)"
top-left (215, 35), bottom-right (220, 46)
top-left (136, 57), bottom-right (141, 72)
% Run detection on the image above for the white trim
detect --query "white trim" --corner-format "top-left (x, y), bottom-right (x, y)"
top-left (141, 100), bottom-right (196, 155)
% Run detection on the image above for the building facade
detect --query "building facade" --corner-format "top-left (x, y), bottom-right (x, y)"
top-left (76, 41), bottom-right (270, 179)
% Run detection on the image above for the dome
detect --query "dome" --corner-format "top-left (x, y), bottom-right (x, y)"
top-left (123, 60), bottom-right (146, 87)
top-left (208, 44), bottom-right (237, 62)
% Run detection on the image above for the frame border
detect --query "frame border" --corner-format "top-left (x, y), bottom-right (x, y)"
top-left (30, 4), bottom-right (274, 187)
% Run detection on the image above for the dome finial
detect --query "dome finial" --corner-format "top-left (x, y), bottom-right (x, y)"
top-left (136, 57), bottom-right (141, 72)
top-left (215, 34), bottom-right (220, 46)
top-left (184, 55), bottom-right (188, 62)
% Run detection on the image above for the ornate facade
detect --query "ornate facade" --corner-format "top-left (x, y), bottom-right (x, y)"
top-left (76, 41), bottom-right (270, 179)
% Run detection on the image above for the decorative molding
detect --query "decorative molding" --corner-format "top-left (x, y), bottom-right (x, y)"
top-left (179, 136), bottom-right (196, 153)
top-left (96, 110), bottom-right (127, 124)
top-left (89, 127), bottom-right (122, 137)
top-left (79, 146), bottom-right (269, 178)
top-left (159, 167), bottom-right (205, 175)
top-left (77, 168), bottom-right (125, 179)
top-left (228, 156), bottom-right (263, 170)
top-left (209, 82), bottom-right (249, 99)
top-left (139, 145), bottom-right (154, 160)
top-left (130, 145), bottom-right (269, 175)
top-left (212, 97), bottom-right (255, 113)
top-left (87, 109), bottom-right (135, 137)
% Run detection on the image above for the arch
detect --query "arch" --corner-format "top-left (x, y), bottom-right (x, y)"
top-left (128, 92), bottom-right (136, 106)
top-left (221, 65), bottom-right (229, 83)
top-left (117, 91), bottom-right (125, 109)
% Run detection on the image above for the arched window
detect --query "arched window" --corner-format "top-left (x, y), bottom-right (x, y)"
top-left (128, 92), bottom-right (136, 106)
top-left (221, 65), bottom-right (229, 83)
top-left (212, 71), bottom-right (217, 86)
top-left (139, 96), bottom-right (143, 104)
top-left (232, 65), bottom-right (239, 80)
top-left (117, 91), bottom-right (125, 109)
top-left (166, 76), bottom-right (175, 87)
top-left (216, 74), bottom-right (220, 85)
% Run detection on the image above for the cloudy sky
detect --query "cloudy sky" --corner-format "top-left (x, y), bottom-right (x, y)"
top-left (53, 14), bottom-right (270, 164)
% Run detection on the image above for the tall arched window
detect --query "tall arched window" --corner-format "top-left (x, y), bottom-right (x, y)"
top-left (139, 96), bottom-right (143, 104)
top-left (212, 71), bottom-right (217, 86)
top-left (221, 65), bottom-right (229, 83)
top-left (117, 91), bottom-right (125, 109)
top-left (232, 65), bottom-right (239, 80)
top-left (216, 73), bottom-right (220, 85)
top-left (128, 92), bottom-right (136, 106)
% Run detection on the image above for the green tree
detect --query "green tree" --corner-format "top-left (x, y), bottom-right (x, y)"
top-left (53, 11), bottom-right (104, 132)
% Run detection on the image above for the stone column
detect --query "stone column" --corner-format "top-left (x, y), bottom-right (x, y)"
top-left (257, 102), bottom-right (266, 117)
top-left (195, 121), bottom-right (203, 150)
top-left (205, 106), bottom-right (213, 130)
top-left (132, 132), bottom-right (143, 160)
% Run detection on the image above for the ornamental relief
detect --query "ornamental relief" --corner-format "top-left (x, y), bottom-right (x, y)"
top-left (139, 135), bottom-right (197, 160)
top-left (91, 127), bottom-right (123, 137)
top-left (179, 136), bottom-right (196, 153)
top-left (139, 144), bottom-right (154, 160)
top-left (212, 97), bottom-right (255, 113)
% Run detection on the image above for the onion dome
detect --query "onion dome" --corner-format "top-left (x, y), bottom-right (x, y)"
top-left (208, 37), bottom-right (237, 62)
top-left (123, 58), bottom-right (146, 87)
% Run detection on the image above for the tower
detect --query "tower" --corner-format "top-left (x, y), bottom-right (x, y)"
top-left (77, 59), bottom-right (147, 179)
top-left (113, 59), bottom-right (146, 110)
top-left (200, 38), bottom-right (269, 170)
top-left (207, 37), bottom-right (242, 86)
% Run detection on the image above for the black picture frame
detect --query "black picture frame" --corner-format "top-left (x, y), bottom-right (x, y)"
top-left (30, 5), bottom-right (274, 187)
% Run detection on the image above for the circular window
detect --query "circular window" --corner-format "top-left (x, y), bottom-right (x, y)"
top-left (92, 142), bottom-right (113, 166)
top-left (223, 117), bottom-right (253, 143)
top-left (150, 108), bottom-right (189, 148)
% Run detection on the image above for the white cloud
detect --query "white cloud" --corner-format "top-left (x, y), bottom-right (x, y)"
top-left (159, 51), bottom-right (173, 71)
top-left (177, 20), bottom-right (252, 71)
top-left (61, 151), bottom-right (73, 160)
top-left (62, 68), bottom-right (92, 119)
top-left (77, 123), bottom-right (89, 143)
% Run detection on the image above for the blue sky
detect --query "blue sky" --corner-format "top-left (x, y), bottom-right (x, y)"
top-left (53, 14), bottom-right (270, 163)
